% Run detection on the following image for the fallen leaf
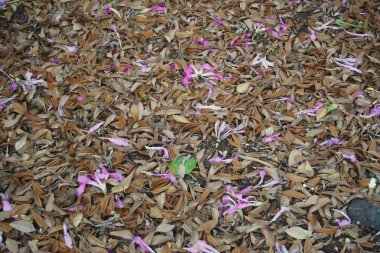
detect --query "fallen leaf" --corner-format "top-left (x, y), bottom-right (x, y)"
top-left (285, 226), bottom-right (311, 239)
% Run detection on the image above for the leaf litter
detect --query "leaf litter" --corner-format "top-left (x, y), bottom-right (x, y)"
top-left (0, 0), bottom-right (380, 252)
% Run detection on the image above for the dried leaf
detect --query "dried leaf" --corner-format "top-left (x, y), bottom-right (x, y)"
top-left (9, 220), bottom-right (36, 233)
top-left (285, 227), bottom-right (311, 239)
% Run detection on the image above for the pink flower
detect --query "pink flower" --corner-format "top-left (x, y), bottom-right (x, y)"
top-left (279, 16), bottom-right (288, 31)
top-left (104, 7), bottom-right (112, 14)
top-left (145, 146), bottom-right (169, 159)
top-left (313, 19), bottom-right (335, 31)
top-left (148, 4), bottom-right (166, 12)
top-left (114, 194), bottom-right (125, 208)
top-left (334, 57), bottom-right (362, 73)
top-left (1, 194), bottom-right (12, 212)
top-left (101, 136), bottom-right (130, 147)
top-left (258, 170), bottom-right (266, 186)
top-left (253, 22), bottom-right (266, 33)
top-left (359, 104), bottom-right (380, 118)
top-left (296, 101), bottom-right (324, 116)
top-left (182, 64), bottom-right (224, 87)
top-left (76, 173), bottom-right (108, 197)
top-left (50, 57), bottom-right (59, 64)
top-left (355, 90), bottom-right (364, 98)
top-left (22, 71), bottom-right (45, 93)
top-left (251, 54), bottom-right (274, 69)
top-left (152, 173), bottom-right (177, 183)
top-left (184, 240), bottom-right (219, 253)
top-left (319, 138), bottom-right (340, 147)
top-left (276, 241), bottom-right (299, 253)
top-left (230, 38), bottom-right (241, 47)
top-left (133, 236), bottom-right (155, 253)
top-left (209, 155), bottom-right (233, 164)
top-left (270, 206), bottom-right (290, 223)
top-left (221, 185), bottom-right (257, 215)
top-left (339, 153), bottom-right (357, 163)
top-left (76, 175), bottom-right (90, 197)
top-left (195, 38), bottom-right (211, 46)
top-left (333, 209), bottom-right (351, 228)
top-left (98, 164), bottom-right (124, 181)
top-left (310, 30), bottom-right (317, 41)
top-left (122, 66), bottom-right (132, 73)
top-left (344, 30), bottom-right (371, 38)
top-left (77, 96), bottom-right (84, 102)
top-left (10, 82), bottom-right (18, 91)
top-left (65, 46), bottom-right (78, 53)
top-left (245, 33), bottom-right (253, 39)
top-left (263, 132), bottom-right (281, 143)
top-left (214, 16), bottom-right (223, 27)
top-left (85, 122), bottom-right (104, 134)
top-left (63, 223), bottom-right (73, 249)
top-left (110, 24), bottom-right (120, 39)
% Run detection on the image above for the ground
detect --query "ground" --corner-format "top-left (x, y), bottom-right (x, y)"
top-left (0, 0), bottom-right (380, 253)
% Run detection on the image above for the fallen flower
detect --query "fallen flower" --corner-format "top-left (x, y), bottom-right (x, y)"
top-left (354, 90), bottom-right (364, 98)
top-left (114, 194), bottom-right (125, 208)
top-left (333, 209), bottom-right (351, 228)
top-left (184, 240), bottom-right (219, 253)
top-left (0, 94), bottom-right (17, 110)
top-left (195, 104), bottom-right (224, 111)
top-left (182, 64), bottom-right (224, 87)
top-left (22, 71), bottom-right (46, 93)
top-left (76, 174), bottom-right (107, 197)
top-left (251, 54), bottom-right (274, 69)
top-left (65, 46), bottom-right (78, 53)
top-left (221, 185), bottom-right (257, 215)
top-left (296, 101), bottom-right (324, 117)
top-left (309, 30), bottom-right (317, 41)
top-left (104, 7), bottom-right (112, 14)
top-left (63, 223), bottom-right (73, 249)
top-left (85, 122), bottom-right (104, 134)
top-left (253, 22), bottom-right (266, 33)
top-left (339, 153), bottom-right (357, 163)
top-left (359, 104), bottom-right (380, 118)
top-left (313, 19), bottom-right (337, 31)
top-left (334, 57), bottom-right (362, 74)
top-left (276, 241), bottom-right (299, 253)
top-left (98, 164), bottom-right (124, 181)
top-left (1, 193), bottom-right (12, 212)
top-left (279, 16), bottom-right (288, 31)
top-left (145, 146), bottom-right (170, 159)
top-left (319, 138), bottom-right (340, 147)
top-left (133, 236), bottom-right (155, 253)
top-left (257, 170), bottom-right (266, 186)
top-left (263, 132), bottom-right (281, 143)
top-left (214, 15), bottom-right (223, 27)
top-left (152, 173), bottom-right (177, 183)
top-left (209, 155), bottom-right (233, 164)
top-left (148, 4), bottom-right (166, 12)
top-left (271, 206), bottom-right (290, 223)
top-left (10, 82), bottom-right (18, 91)
top-left (344, 30), bottom-right (371, 38)
top-left (101, 136), bottom-right (130, 147)
top-left (214, 120), bottom-right (232, 141)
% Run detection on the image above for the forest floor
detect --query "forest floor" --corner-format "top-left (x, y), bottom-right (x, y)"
top-left (0, 0), bottom-right (380, 252)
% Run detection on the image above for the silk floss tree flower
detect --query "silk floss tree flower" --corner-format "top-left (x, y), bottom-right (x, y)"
top-left (184, 240), bottom-right (219, 253)
top-left (22, 71), bottom-right (46, 93)
top-left (251, 54), bottom-right (274, 69)
top-left (220, 185), bottom-right (261, 215)
top-left (334, 57), bottom-right (362, 74)
top-left (182, 63), bottom-right (224, 88)
top-left (133, 236), bottom-right (155, 253)
top-left (359, 104), bottom-right (380, 118)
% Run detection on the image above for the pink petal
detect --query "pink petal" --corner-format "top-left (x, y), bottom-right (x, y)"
top-left (155, 173), bottom-right (177, 183)
top-left (65, 46), bottom-right (78, 53)
top-left (63, 223), bottom-right (73, 249)
top-left (87, 122), bottom-right (104, 134)
top-left (133, 236), bottom-right (155, 253)
top-left (104, 136), bottom-right (129, 147)
top-left (271, 206), bottom-right (290, 222)
top-left (1, 194), bottom-right (12, 212)
top-left (149, 5), bottom-right (166, 12)
top-left (114, 194), bottom-right (125, 208)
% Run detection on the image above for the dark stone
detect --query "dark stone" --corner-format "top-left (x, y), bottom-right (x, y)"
top-left (347, 198), bottom-right (380, 231)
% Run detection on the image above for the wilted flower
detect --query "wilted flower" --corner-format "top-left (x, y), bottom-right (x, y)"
top-left (313, 19), bottom-right (338, 31)
top-left (182, 64), bottom-right (224, 88)
top-left (1, 193), bottom-right (12, 212)
top-left (359, 104), bottom-right (380, 118)
top-left (195, 104), bottom-right (224, 111)
top-left (309, 30), bottom-right (317, 41)
top-left (340, 153), bottom-right (357, 163)
top-left (133, 236), bottom-right (155, 253)
top-left (251, 54), bottom-right (274, 69)
top-left (209, 155), bottom-right (233, 164)
top-left (253, 22), bottom-right (266, 33)
top-left (355, 90), bottom-right (364, 98)
top-left (271, 206), bottom-right (290, 223)
top-left (214, 15), bottom-right (223, 27)
top-left (195, 38), bottom-right (211, 46)
top-left (184, 240), bottom-right (219, 253)
top-left (10, 82), bottom-right (18, 91)
top-left (50, 57), bottom-right (59, 64)
top-left (114, 194), bottom-right (125, 208)
top-left (333, 209), bottom-right (351, 228)
top-left (65, 46), bottom-right (78, 53)
top-left (334, 57), bottom-right (362, 73)
top-left (221, 185), bottom-right (258, 215)
top-left (104, 7), bottom-right (112, 14)
top-left (145, 146), bottom-right (169, 159)
top-left (63, 223), bottom-right (73, 249)
top-left (22, 71), bottom-right (46, 93)
top-left (319, 138), bottom-right (340, 147)
top-left (0, 94), bottom-right (17, 110)
top-left (344, 30), bottom-right (371, 38)
top-left (148, 4), bottom-right (166, 12)
top-left (279, 16), bottom-right (288, 31)
top-left (214, 120), bottom-right (232, 141)
top-left (263, 132), bottom-right (281, 143)
top-left (151, 173), bottom-right (177, 183)
top-left (296, 101), bottom-right (324, 117)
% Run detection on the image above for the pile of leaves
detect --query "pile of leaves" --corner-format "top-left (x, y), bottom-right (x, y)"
top-left (0, 0), bottom-right (379, 252)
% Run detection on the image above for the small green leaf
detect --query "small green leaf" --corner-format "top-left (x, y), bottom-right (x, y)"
top-left (168, 155), bottom-right (197, 176)
top-left (335, 19), bottom-right (363, 28)
top-left (326, 103), bottom-right (338, 111)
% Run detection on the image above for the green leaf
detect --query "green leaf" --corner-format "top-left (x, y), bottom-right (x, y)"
top-left (168, 155), bottom-right (197, 176)
top-left (335, 19), bottom-right (363, 28)
top-left (326, 103), bottom-right (338, 111)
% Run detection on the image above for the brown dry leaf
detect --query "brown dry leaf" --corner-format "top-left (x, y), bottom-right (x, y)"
top-left (109, 230), bottom-right (134, 240)
top-left (172, 115), bottom-right (191, 124)
top-left (288, 149), bottom-right (306, 167)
